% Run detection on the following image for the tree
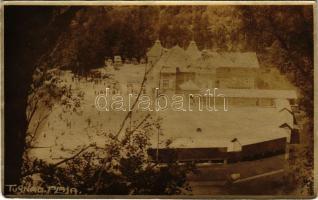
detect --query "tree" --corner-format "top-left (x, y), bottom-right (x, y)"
top-left (4, 6), bottom-right (81, 188)
top-left (18, 63), bottom-right (195, 195)
top-left (238, 5), bottom-right (314, 195)
top-left (20, 120), bottom-right (195, 195)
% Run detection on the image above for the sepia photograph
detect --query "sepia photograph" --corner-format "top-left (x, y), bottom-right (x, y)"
top-left (2, 2), bottom-right (316, 198)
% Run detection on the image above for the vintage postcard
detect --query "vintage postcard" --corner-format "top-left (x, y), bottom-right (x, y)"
top-left (1, 1), bottom-right (317, 198)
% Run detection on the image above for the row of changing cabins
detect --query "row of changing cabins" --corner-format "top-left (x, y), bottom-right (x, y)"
top-left (148, 137), bottom-right (291, 164)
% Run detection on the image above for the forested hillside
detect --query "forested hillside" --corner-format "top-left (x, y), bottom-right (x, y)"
top-left (38, 6), bottom-right (313, 116)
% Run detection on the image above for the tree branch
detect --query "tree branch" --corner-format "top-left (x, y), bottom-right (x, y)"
top-left (21, 145), bottom-right (92, 178)
top-left (26, 98), bottom-right (40, 126)
top-left (95, 64), bottom-right (155, 193)
top-left (26, 112), bottom-right (50, 148)
top-left (52, 145), bottom-right (91, 167)
top-left (129, 113), bottom-right (151, 135)
top-left (115, 64), bottom-right (155, 137)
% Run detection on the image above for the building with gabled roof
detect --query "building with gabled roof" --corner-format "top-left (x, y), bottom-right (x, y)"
top-left (156, 44), bottom-right (190, 69)
top-left (147, 40), bottom-right (164, 66)
top-left (147, 40), bottom-right (262, 93)
top-left (186, 40), bottom-right (202, 61)
top-left (144, 39), bottom-right (299, 166)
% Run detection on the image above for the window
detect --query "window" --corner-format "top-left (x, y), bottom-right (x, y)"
top-left (216, 80), bottom-right (220, 87)
top-left (258, 98), bottom-right (274, 107)
top-left (162, 79), bottom-right (169, 89)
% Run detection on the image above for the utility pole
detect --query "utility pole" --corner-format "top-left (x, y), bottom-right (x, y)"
top-left (156, 126), bottom-right (160, 162)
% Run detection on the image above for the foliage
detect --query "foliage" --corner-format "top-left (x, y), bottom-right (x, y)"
top-left (25, 68), bottom-right (84, 149)
top-left (22, 116), bottom-right (195, 195)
